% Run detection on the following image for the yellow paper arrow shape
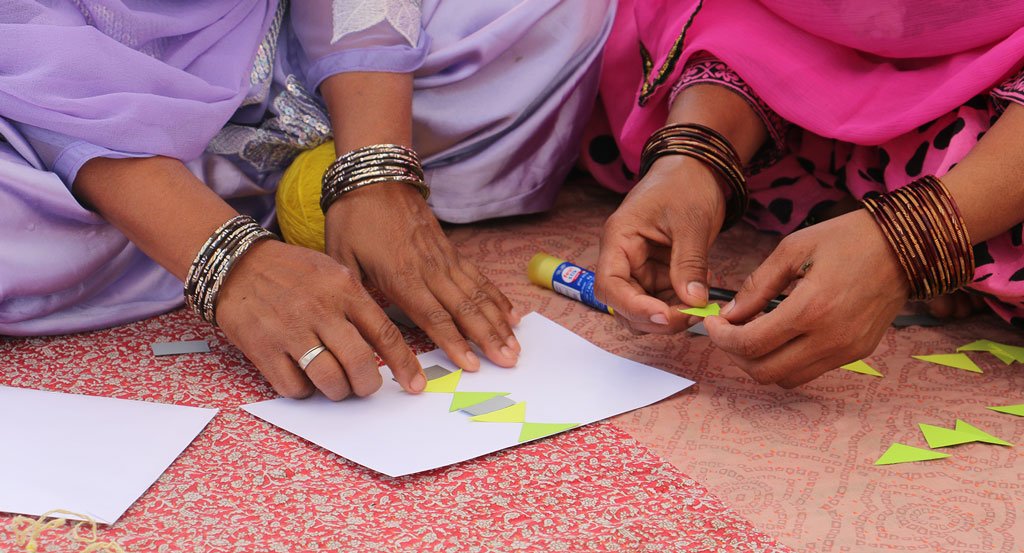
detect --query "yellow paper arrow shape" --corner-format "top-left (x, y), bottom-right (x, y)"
top-left (840, 360), bottom-right (883, 377)
top-left (423, 369), bottom-right (462, 393)
top-left (919, 420), bottom-right (1013, 448)
top-left (912, 353), bottom-right (982, 373)
top-left (957, 340), bottom-right (1015, 365)
top-left (470, 401), bottom-right (526, 423)
top-left (919, 423), bottom-right (977, 448)
top-left (874, 443), bottom-right (950, 465)
top-left (954, 420), bottom-right (1013, 446)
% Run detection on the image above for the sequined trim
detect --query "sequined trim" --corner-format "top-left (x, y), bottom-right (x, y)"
top-left (637, 0), bottom-right (702, 107)
top-left (207, 75), bottom-right (332, 173)
top-left (241, 0), bottom-right (287, 108)
top-left (67, 0), bottom-right (168, 58)
top-left (332, 0), bottom-right (422, 47)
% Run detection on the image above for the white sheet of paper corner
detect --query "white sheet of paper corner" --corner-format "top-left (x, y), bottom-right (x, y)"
top-left (242, 313), bottom-right (694, 477)
top-left (0, 387), bottom-right (217, 524)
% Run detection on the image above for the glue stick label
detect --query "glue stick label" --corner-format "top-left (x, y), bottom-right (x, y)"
top-left (550, 261), bottom-right (610, 313)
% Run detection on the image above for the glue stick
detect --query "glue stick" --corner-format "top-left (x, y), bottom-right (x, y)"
top-left (527, 253), bottom-right (612, 314)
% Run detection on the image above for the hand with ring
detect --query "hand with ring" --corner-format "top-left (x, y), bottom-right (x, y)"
top-left (215, 239), bottom-right (425, 400)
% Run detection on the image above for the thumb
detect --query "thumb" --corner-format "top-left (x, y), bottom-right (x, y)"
top-left (669, 222), bottom-right (713, 308)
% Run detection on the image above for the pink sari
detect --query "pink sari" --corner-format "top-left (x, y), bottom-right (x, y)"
top-left (586, 0), bottom-right (1024, 325)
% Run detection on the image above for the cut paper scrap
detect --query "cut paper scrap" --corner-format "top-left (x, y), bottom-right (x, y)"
top-left (840, 360), bottom-right (883, 377)
top-left (518, 422), bottom-right (580, 443)
top-left (242, 312), bottom-right (695, 477)
top-left (988, 404), bottom-right (1024, 417)
top-left (423, 369), bottom-right (462, 393)
top-left (955, 420), bottom-right (1013, 446)
top-left (150, 340), bottom-right (209, 356)
top-left (471, 401), bottom-right (527, 423)
top-left (449, 392), bottom-right (510, 413)
top-left (875, 443), bottom-right (950, 465)
top-left (912, 353), bottom-right (982, 373)
top-left (919, 420), bottom-right (1013, 448)
top-left (957, 340), bottom-right (1015, 365)
top-left (679, 303), bottom-right (720, 318)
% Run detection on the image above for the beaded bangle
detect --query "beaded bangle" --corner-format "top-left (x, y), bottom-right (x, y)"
top-left (321, 144), bottom-right (429, 213)
top-left (861, 176), bottom-right (974, 301)
top-left (639, 123), bottom-right (749, 230)
top-left (184, 215), bottom-right (277, 325)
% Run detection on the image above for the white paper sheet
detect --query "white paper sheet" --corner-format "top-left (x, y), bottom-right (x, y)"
top-left (243, 313), bottom-right (694, 477)
top-left (0, 387), bottom-right (217, 524)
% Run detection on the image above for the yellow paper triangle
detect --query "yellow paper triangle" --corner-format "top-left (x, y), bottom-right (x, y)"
top-left (679, 303), bottom-right (720, 318)
top-left (912, 353), bottom-right (982, 373)
top-left (423, 369), bottom-right (462, 393)
top-left (989, 404), bottom-right (1024, 417)
top-left (470, 401), bottom-right (526, 423)
top-left (954, 419), bottom-right (1013, 446)
top-left (957, 340), bottom-right (1015, 365)
top-left (919, 423), bottom-right (977, 448)
top-left (517, 422), bottom-right (579, 443)
top-left (841, 360), bottom-right (883, 377)
top-left (874, 443), bottom-right (950, 465)
top-left (448, 392), bottom-right (509, 412)
top-left (991, 343), bottom-right (1024, 363)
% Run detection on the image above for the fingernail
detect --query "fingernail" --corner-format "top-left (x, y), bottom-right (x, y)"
top-left (500, 345), bottom-right (517, 360)
top-left (464, 350), bottom-right (480, 370)
top-left (510, 307), bottom-right (524, 323)
top-left (650, 313), bottom-right (669, 325)
top-left (721, 300), bottom-right (735, 315)
top-left (410, 372), bottom-right (426, 393)
top-left (506, 334), bottom-right (521, 352)
top-left (687, 281), bottom-right (708, 304)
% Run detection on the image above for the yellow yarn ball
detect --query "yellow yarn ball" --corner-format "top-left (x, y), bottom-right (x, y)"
top-left (276, 141), bottom-right (337, 252)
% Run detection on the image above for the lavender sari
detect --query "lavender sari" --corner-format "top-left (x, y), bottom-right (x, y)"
top-left (0, 0), bottom-right (613, 335)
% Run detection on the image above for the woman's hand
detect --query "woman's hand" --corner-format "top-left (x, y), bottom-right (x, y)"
top-left (704, 209), bottom-right (909, 387)
top-left (73, 156), bottom-right (421, 401)
top-left (595, 156), bottom-right (725, 334)
top-left (215, 239), bottom-right (425, 400)
top-left (324, 182), bottom-right (521, 372)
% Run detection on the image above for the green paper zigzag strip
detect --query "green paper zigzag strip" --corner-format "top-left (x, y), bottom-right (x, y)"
top-left (421, 367), bottom-right (580, 443)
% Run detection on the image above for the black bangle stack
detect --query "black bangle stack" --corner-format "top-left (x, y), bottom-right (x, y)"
top-left (184, 215), bottom-right (277, 325)
top-left (320, 143), bottom-right (429, 213)
top-left (639, 123), bottom-right (749, 230)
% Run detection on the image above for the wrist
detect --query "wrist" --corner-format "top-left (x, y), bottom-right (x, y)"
top-left (638, 155), bottom-right (727, 231)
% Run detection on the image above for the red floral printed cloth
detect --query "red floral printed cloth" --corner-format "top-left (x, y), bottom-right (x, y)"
top-left (0, 307), bottom-right (788, 552)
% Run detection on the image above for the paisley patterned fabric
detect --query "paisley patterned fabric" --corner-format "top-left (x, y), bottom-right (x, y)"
top-left (4, 180), bottom-right (1023, 551)
top-left (0, 304), bottom-right (788, 551)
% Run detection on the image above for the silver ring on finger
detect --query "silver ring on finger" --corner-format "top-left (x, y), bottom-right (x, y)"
top-left (297, 344), bottom-right (328, 371)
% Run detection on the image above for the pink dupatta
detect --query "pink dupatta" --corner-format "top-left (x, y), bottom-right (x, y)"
top-left (602, 0), bottom-right (1024, 169)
